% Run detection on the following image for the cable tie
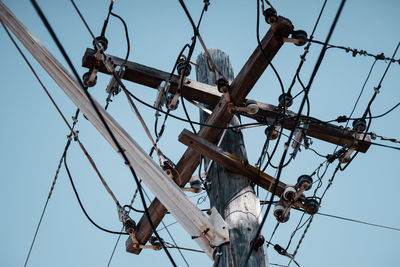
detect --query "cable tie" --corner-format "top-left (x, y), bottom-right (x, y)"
top-left (374, 85), bottom-right (381, 94)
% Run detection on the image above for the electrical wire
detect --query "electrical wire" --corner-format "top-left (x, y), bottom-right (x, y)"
top-left (310, 39), bottom-right (400, 62)
top-left (152, 43), bottom-right (190, 149)
top-left (104, 9), bottom-right (130, 110)
top-left (174, 0), bottom-right (215, 135)
top-left (257, 0), bottom-right (285, 94)
top-left (99, 0), bottom-right (114, 38)
top-left (290, 206), bottom-right (400, 232)
top-left (347, 59), bottom-right (378, 121)
top-left (63, 151), bottom-right (127, 235)
top-left (32, 1), bottom-right (177, 265)
top-left (287, 0), bottom-right (327, 95)
top-left (107, 186), bottom-right (142, 267)
top-left (24, 139), bottom-right (72, 267)
top-left (316, 212), bottom-right (400, 232)
top-left (125, 88), bottom-right (265, 130)
top-left (294, 124), bottom-right (400, 152)
top-left (329, 100), bottom-right (400, 123)
top-left (109, 12), bottom-right (130, 66)
top-left (240, 2), bottom-right (346, 266)
top-left (286, 163), bottom-right (340, 266)
top-left (178, 0), bottom-right (227, 82)
top-left (369, 101), bottom-right (400, 119)
top-left (361, 42), bottom-right (400, 120)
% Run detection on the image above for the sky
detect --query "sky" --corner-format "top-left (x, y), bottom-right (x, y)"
top-left (1, 0), bottom-right (400, 267)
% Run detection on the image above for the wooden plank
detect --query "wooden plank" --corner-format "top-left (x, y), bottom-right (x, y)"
top-left (179, 129), bottom-right (288, 197)
top-left (126, 16), bottom-right (294, 254)
top-left (82, 48), bottom-right (220, 106)
top-left (82, 51), bottom-right (371, 153)
top-left (195, 49), bottom-right (266, 266)
top-left (0, 2), bottom-right (231, 258)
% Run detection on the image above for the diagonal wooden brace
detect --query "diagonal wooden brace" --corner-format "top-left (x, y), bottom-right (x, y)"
top-left (125, 16), bottom-right (294, 254)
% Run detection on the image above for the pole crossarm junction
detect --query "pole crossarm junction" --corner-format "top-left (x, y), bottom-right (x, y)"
top-left (124, 16), bottom-right (294, 254)
top-left (178, 129), bottom-right (306, 207)
top-left (0, 1), bottom-right (230, 259)
top-left (179, 129), bottom-right (287, 196)
top-left (82, 50), bottom-right (371, 153)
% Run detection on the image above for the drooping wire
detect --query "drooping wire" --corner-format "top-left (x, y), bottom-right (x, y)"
top-left (257, 0), bottom-right (285, 94)
top-left (178, 0), bottom-right (226, 82)
top-left (329, 100), bottom-right (400, 123)
top-left (239, 2), bottom-right (346, 266)
top-left (341, 41), bottom-right (399, 170)
top-left (63, 151), bottom-right (128, 235)
top-left (152, 43), bottom-right (190, 153)
top-left (125, 88), bottom-right (265, 130)
top-left (104, 10), bottom-right (131, 110)
top-left (287, 0), bottom-right (327, 95)
top-left (175, 0), bottom-right (215, 134)
top-left (324, 58), bottom-right (378, 170)
top-left (32, 1), bottom-right (177, 265)
top-left (109, 12), bottom-right (130, 66)
top-left (361, 42), bottom-right (400, 120)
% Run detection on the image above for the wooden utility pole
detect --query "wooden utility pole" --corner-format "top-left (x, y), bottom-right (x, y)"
top-left (2, 0), bottom-right (373, 263)
top-left (0, 2), bottom-right (231, 259)
top-left (196, 49), bottom-right (265, 266)
top-left (81, 15), bottom-right (371, 257)
top-left (1, 1), bottom-right (375, 266)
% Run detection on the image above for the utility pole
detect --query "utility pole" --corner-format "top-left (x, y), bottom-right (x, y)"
top-left (196, 49), bottom-right (265, 266)
top-left (1, 1), bottom-right (373, 265)
top-left (81, 14), bottom-right (371, 259)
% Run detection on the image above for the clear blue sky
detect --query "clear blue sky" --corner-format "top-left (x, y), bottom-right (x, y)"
top-left (1, 1), bottom-right (399, 267)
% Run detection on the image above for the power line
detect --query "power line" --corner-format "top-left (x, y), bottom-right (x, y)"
top-left (240, 1), bottom-right (346, 266)
top-left (63, 151), bottom-right (127, 235)
top-left (329, 100), bottom-right (400, 123)
top-left (310, 39), bottom-right (400, 62)
top-left (31, 1), bottom-right (177, 265)
top-left (361, 42), bottom-right (400, 119)
top-left (257, 0), bottom-right (285, 94)
top-left (24, 139), bottom-right (72, 267)
top-left (125, 88), bottom-right (266, 130)
top-left (287, 0), bottom-right (327, 95)
top-left (316, 211), bottom-right (400, 232)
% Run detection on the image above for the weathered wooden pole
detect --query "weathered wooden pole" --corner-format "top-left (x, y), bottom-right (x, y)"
top-left (196, 49), bottom-right (266, 267)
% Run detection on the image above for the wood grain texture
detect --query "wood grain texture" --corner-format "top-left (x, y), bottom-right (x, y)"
top-left (195, 48), bottom-right (265, 266)
top-left (109, 17), bottom-right (293, 254)
top-left (82, 49), bottom-right (370, 152)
